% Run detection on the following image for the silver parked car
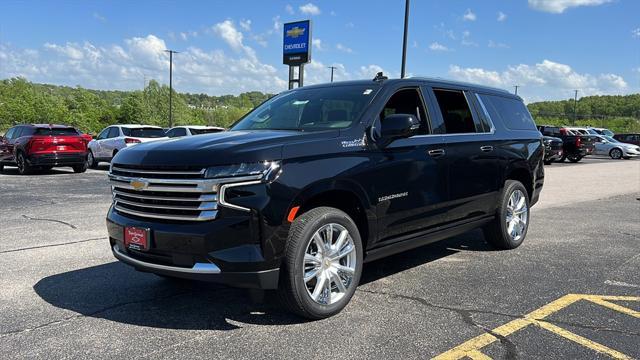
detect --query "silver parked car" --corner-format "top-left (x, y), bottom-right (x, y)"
top-left (87, 125), bottom-right (168, 168)
top-left (593, 135), bottom-right (640, 159)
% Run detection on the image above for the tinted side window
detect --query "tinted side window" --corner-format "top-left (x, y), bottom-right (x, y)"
top-left (174, 128), bottom-right (187, 137)
top-left (97, 128), bottom-right (109, 140)
top-left (107, 127), bottom-right (120, 138)
top-left (480, 95), bottom-right (536, 131)
top-left (21, 127), bottom-right (36, 136)
top-left (13, 126), bottom-right (24, 138)
top-left (165, 129), bottom-right (177, 138)
top-left (433, 89), bottom-right (478, 134)
top-left (4, 128), bottom-right (16, 139)
top-left (380, 88), bottom-right (429, 135)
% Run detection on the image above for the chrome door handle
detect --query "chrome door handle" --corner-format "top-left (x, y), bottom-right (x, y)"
top-left (480, 146), bottom-right (494, 152)
top-left (427, 149), bottom-right (446, 157)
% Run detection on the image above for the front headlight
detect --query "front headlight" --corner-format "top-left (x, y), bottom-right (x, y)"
top-left (204, 161), bottom-right (280, 180)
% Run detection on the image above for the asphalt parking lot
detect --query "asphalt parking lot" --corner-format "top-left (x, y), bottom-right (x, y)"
top-left (0, 157), bottom-right (638, 359)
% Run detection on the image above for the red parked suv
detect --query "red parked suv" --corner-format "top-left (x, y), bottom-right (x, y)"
top-left (0, 124), bottom-right (89, 175)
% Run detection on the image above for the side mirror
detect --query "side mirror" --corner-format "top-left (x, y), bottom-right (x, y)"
top-left (378, 114), bottom-right (420, 147)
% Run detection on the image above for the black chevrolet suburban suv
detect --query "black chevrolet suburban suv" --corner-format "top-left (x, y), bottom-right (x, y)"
top-left (106, 76), bottom-right (544, 319)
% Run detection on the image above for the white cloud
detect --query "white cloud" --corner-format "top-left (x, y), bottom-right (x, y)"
top-left (463, 9), bottom-right (476, 21)
top-left (461, 30), bottom-right (477, 47)
top-left (528, 0), bottom-right (612, 14)
top-left (180, 32), bottom-right (188, 41)
top-left (299, 3), bottom-right (321, 15)
top-left (212, 20), bottom-right (256, 60)
top-left (313, 38), bottom-right (326, 51)
top-left (0, 33), bottom-right (288, 95)
top-left (497, 11), bottom-right (507, 21)
top-left (632, 28), bottom-right (640, 38)
top-left (345, 22), bottom-right (355, 28)
top-left (429, 42), bottom-right (450, 52)
top-left (239, 19), bottom-right (251, 32)
top-left (336, 43), bottom-right (353, 53)
top-left (449, 59), bottom-right (629, 102)
top-left (358, 65), bottom-right (386, 79)
top-left (488, 40), bottom-right (509, 49)
top-left (285, 4), bottom-right (294, 15)
top-left (93, 12), bottom-right (107, 23)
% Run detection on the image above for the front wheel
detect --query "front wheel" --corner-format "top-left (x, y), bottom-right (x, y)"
top-left (609, 148), bottom-right (623, 160)
top-left (278, 207), bottom-right (363, 319)
top-left (87, 151), bottom-right (98, 169)
top-left (483, 180), bottom-right (530, 250)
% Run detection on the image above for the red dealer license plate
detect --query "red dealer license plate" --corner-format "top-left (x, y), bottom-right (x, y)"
top-left (124, 226), bottom-right (149, 251)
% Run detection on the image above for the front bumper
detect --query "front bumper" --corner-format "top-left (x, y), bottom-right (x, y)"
top-left (623, 148), bottom-right (640, 157)
top-left (106, 206), bottom-right (281, 289)
top-left (28, 152), bottom-right (86, 166)
top-left (544, 147), bottom-right (563, 161)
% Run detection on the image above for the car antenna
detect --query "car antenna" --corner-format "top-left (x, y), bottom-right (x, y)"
top-left (373, 72), bottom-right (388, 82)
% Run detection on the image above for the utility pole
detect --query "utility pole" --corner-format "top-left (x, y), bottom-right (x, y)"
top-left (164, 49), bottom-right (179, 128)
top-left (514, 85), bottom-right (519, 95)
top-left (573, 89), bottom-right (579, 125)
top-left (400, 0), bottom-right (410, 78)
top-left (328, 66), bottom-right (337, 82)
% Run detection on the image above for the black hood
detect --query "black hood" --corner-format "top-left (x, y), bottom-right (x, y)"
top-left (113, 129), bottom-right (339, 167)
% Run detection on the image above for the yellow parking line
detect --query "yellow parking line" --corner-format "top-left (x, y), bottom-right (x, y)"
top-left (584, 296), bottom-right (640, 318)
top-left (531, 320), bottom-right (632, 360)
top-left (432, 294), bottom-right (640, 360)
top-left (466, 350), bottom-right (492, 360)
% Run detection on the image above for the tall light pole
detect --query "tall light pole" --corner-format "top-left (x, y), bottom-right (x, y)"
top-left (400, 0), bottom-right (410, 78)
top-left (573, 89), bottom-right (579, 125)
top-left (164, 49), bottom-right (179, 128)
top-left (328, 66), bottom-right (337, 82)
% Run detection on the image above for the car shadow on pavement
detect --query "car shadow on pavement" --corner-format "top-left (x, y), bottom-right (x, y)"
top-left (0, 167), bottom-right (76, 176)
top-left (33, 230), bottom-right (492, 329)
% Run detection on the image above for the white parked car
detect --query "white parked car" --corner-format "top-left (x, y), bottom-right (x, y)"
top-left (165, 125), bottom-right (225, 138)
top-left (87, 125), bottom-right (168, 168)
top-left (593, 135), bottom-right (640, 159)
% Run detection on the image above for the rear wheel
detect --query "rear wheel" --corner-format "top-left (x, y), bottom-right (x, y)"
top-left (609, 148), bottom-right (623, 160)
top-left (16, 152), bottom-right (32, 175)
top-left (483, 180), bottom-right (530, 250)
top-left (567, 154), bottom-right (582, 163)
top-left (278, 207), bottom-right (363, 319)
top-left (87, 151), bottom-right (98, 169)
top-left (73, 162), bottom-right (87, 173)
top-left (0, 163), bottom-right (4, 172)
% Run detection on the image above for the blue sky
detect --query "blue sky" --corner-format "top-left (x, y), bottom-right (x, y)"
top-left (0, 0), bottom-right (638, 102)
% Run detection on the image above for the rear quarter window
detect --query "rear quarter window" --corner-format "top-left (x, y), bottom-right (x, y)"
top-left (480, 94), bottom-right (536, 131)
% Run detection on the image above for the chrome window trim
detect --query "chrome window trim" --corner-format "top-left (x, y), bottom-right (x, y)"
top-left (474, 93), bottom-right (497, 133)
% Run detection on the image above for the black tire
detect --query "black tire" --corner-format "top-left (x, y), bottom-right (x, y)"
top-left (87, 150), bottom-right (98, 169)
top-left (609, 148), bottom-right (623, 160)
top-left (0, 163), bottom-right (4, 172)
top-left (73, 163), bottom-right (87, 173)
top-left (483, 180), bottom-right (530, 250)
top-left (278, 206), bottom-right (363, 320)
top-left (16, 152), bottom-right (32, 175)
top-left (567, 154), bottom-right (582, 163)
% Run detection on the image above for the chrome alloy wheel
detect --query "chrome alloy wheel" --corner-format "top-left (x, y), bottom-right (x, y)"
top-left (303, 223), bottom-right (357, 305)
top-left (87, 151), bottom-right (94, 167)
top-left (505, 189), bottom-right (528, 241)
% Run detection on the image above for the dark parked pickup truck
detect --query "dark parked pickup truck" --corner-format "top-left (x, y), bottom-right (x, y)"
top-left (106, 76), bottom-right (544, 319)
top-left (537, 125), bottom-right (595, 163)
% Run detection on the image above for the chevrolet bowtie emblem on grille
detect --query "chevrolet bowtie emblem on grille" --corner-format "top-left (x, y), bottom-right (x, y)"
top-left (130, 179), bottom-right (148, 190)
top-left (286, 26), bottom-right (305, 38)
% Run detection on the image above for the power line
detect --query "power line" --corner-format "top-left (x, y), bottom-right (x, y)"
top-left (164, 49), bottom-right (179, 128)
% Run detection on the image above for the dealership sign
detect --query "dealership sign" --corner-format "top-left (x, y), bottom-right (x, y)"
top-left (283, 20), bottom-right (311, 65)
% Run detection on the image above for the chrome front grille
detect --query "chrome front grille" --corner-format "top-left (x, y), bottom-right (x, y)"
top-left (109, 164), bottom-right (218, 221)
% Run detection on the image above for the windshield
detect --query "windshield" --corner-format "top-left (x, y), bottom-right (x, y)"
top-left (35, 127), bottom-right (79, 136)
top-left (190, 128), bottom-right (225, 135)
top-left (231, 85), bottom-right (379, 131)
top-left (586, 129), bottom-right (599, 135)
top-left (602, 129), bottom-right (614, 136)
top-left (122, 127), bottom-right (166, 138)
top-left (603, 136), bottom-right (619, 143)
